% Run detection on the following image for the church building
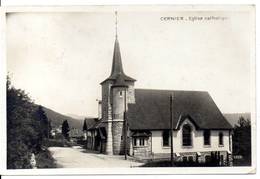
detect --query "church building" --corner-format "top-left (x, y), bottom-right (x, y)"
top-left (85, 17), bottom-right (233, 166)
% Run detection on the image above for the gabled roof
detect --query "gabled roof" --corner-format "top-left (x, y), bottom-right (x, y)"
top-left (85, 118), bottom-right (99, 130)
top-left (127, 89), bottom-right (232, 130)
top-left (101, 38), bottom-right (135, 84)
top-left (87, 118), bottom-right (108, 130)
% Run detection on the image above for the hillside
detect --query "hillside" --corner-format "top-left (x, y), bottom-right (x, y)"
top-left (223, 113), bottom-right (251, 127)
top-left (41, 106), bottom-right (84, 130)
top-left (40, 106), bottom-right (251, 129)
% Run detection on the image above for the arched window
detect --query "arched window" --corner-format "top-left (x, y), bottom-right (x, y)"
top-left (182, 124), bottom-right (192, 146)
top-left (219, 132), bottom-right (224, 145)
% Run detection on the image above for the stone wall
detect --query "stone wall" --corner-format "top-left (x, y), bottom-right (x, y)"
top-left (105, 121), bottom-right (113, 154)
top-left (101, 79), bottom-right (135, 155)
top-left (101, 81), bottom-right (113, 154)
top-left (112, 87), bottom-right (126, 119)
top-left (132, 137), bottom-right (152, 158)
top-left (101, 81), bottom-right (113, 122)
top-left (126, 82), bottom-right (135, 104)
top-left (112, 121), bottom-right (124, 154)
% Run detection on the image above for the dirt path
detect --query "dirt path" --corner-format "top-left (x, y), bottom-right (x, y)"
top-left (49, 146), bottom-right (143, 168)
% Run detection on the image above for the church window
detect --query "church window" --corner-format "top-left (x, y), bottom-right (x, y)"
top-left (162, 130), bottom-right (170, 147)
top-left (203, 130), bottom-right (211, 145)
top-left (182, 124), bottom-right (192, 146)
top-left (219, 132), bottom-right (224, 146)
top-left (139, 138), bottom-right (145, 146)
top-left (133, 138), bottom-right (137, 146)
top-left (119, 91), bottom-right (123, 97)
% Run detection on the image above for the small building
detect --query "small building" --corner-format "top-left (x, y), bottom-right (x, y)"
top-left (69, 128), bottom-right (84, 142)
top-left (85, 33), bottom-right (233, 165)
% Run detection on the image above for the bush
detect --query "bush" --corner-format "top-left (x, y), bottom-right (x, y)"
top-left (7, 76), bottom-right (53, 169)
top-left (35, 150), bottom-right (56, 168)
top-left (44, 138), bottom-right (73, 147)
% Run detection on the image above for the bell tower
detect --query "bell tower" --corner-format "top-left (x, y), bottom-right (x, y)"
top-left (100, 12), bottom-right (136, 155)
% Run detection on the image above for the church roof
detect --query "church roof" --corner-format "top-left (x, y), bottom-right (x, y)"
top-left (127, 89), bottom-right (232, 130)
top-left (101, 38), bottom-right (136, 84)
top-left (84, 118), bottom-right (99, 130)
top-left (112, 74), bottom-right (128, 88)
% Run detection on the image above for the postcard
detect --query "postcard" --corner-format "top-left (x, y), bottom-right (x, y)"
top-left (0, 5), bottom-right (256, 175)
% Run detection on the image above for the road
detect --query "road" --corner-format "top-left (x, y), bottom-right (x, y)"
top-left (49, 146), bottom-right (143, 168)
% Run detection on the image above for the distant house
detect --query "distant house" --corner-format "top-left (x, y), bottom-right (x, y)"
top-left (85, 35), bottom-right (233, 165)
top-left (50, 125), bottom-right (62, 138)
top-left (69, 128), bottom-right (84, 141)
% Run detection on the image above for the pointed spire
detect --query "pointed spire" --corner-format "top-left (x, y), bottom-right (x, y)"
top-left (111, 11), bottom-right (123, 77)
top-left (107, 35), bottom-right (135, 83)
top-left (100, 12), bottom-right (136, 84)
top-left (111, 37), bottom-right (123, 76)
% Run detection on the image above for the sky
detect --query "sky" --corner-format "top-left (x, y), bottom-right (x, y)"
top-left (6, 8), bottom-right (254, 117)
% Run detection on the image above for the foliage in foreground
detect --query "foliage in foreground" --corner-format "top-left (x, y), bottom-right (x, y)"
top-left (7, 76), bottom-right (54, 169)
top-left (35, 149), bottom-right (57, 168)
top-left (232, 116), bottom-right (251, 166)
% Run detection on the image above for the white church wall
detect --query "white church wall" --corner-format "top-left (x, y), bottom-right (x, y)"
top-left (173, 119), bottom-right (230, 153)
top-left (150, 118), bottom-right (230, 154)
top-left (151, 131), bottom-right (171, 154)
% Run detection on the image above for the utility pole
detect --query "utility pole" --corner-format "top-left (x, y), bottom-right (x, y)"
top-left (170, 93), bottom-right (174, 166)
top-left (124, 89), bottom-right (127, 160)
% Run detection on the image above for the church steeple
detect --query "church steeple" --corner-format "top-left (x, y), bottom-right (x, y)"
top-left (111, 38), bottom-right (123, 77)
top-left (101, 12), bottom-right (136, 155)
top-left (101, 12), bottom-right (135, 84)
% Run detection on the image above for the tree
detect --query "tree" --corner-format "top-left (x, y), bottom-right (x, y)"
top-left (6, 75), bottom-right (57, 169)
top-left (237, 116), bottom-right (250, 128)
top-left (33, 105), bottom-right (51, 138)
top-left (83, 118), bottom-right (88, 131)
top-left (233, 116), bottom-right (251, 165)
top-left (7, 76), bottom-right (42, 168)
top-left (62, 120), bottom-right (70, 139)
top-left (48, 120), bottom-right (52, 138)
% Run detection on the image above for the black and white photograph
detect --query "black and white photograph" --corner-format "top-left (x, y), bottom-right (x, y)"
top-left (0, 5), bottom-right (256, 175)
